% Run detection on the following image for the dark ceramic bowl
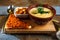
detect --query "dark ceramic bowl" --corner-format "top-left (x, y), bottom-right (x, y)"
top-left (28, 4), bottom-right (56, 25)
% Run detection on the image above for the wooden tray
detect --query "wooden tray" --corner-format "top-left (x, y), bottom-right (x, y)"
top-left (3, 19), bottom-right (56, 34)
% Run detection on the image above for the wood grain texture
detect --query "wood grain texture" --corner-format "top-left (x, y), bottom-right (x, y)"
top-left (0, 16), bottom-right (58, 40)
top-left (4, 19), bottom-right (56, 34)
top-left (0, 0), bottom-right (60, 6)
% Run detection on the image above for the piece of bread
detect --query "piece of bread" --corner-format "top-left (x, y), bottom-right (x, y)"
top-left (5, 14), bottom-right (31, 29)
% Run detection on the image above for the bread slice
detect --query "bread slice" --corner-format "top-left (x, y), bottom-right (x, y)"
top-left (5, 14), bottom-right (31, 29)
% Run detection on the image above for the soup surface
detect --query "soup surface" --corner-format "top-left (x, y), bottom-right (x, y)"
top-left (29, 7), bottom-right (53, 18)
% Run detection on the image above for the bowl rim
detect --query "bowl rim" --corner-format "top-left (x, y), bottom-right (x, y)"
top-left (28, 4), bottom-right (56, 19)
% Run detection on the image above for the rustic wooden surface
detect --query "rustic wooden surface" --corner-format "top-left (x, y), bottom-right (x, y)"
top-left (0, 0), bottom-right (60, 6)
top-left (0, 15), bottom-right (58, 40)
top-left (4, 20), bottom-right (56, 34)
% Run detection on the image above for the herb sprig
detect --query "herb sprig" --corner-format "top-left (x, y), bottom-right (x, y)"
top-left (37, 7), bottom-right (49, 14)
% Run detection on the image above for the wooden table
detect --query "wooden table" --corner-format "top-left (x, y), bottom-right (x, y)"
top-left (0, 0), bottom-right (60, 6)
top-left (0, 15), bottom-right (58, 40)
top-left (0, 0), bottom-right (60, 39)
top-left (4, 19), bottom-right (56, 34)
top-left (0, 14), bottom-right (56, 34)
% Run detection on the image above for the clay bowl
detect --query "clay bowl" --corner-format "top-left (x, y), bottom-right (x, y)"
top-left (28, 4), bottom-right (56, 25)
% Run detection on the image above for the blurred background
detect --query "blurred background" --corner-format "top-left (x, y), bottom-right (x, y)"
top-left (0, 0), bottom-right (60, 40)
top-left (0, 0), bottom-right (60, 6)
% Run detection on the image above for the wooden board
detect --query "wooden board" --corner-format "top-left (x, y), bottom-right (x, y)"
top-left (4, 19), bottom-right (56, 34)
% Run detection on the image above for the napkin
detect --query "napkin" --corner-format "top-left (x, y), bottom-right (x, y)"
top-left (0, 33), bottom-right (20, 40)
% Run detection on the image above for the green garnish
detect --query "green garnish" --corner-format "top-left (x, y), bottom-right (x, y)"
top-left (37, 7), bottom-right (49, 14)
top-left (38, 7), bottom-right (43, 13)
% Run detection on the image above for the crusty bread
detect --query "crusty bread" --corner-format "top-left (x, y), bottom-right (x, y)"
top-left (5, 14), bottom-right (31, 29)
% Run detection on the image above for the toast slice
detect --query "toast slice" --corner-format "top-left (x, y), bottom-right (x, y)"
top-left (5, 14), bottom-right (31, 29)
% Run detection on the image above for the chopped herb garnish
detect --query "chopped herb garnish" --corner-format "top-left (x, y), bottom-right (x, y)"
top-left (37, 7), bottom-right (49, 14)
top-left (38, 7), bottom-right (43, 13)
